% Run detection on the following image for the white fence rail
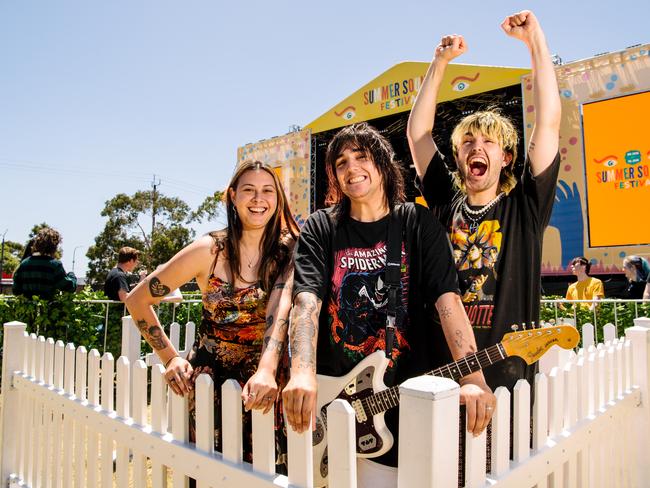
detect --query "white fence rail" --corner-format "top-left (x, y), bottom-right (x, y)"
top-left (1, 318), bottom-right (649, 487)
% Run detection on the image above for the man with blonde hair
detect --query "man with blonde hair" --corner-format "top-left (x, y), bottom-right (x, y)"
top-left (407, 10), bottom-right (561, 390)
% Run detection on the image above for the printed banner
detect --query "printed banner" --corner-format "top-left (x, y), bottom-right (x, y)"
top-left (582, 90), bottom-right (650, 247)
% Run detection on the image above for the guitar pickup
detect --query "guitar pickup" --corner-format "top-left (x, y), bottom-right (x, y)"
top-left (351, 399), bottom-right (367, 422)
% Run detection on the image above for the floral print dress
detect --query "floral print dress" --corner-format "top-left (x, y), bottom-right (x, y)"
top-left (186, 275), bottom-right (288, 471)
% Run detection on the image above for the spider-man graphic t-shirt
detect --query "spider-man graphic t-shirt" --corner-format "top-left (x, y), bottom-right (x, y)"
top-left (293, 204), bottom-right (459, 388)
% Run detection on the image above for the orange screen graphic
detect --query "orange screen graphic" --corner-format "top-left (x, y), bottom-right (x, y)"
top-left (582, 91), bottom-right (650, 247)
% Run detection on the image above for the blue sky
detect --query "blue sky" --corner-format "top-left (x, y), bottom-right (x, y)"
top-left (1, 1), bottom-right (648, 276)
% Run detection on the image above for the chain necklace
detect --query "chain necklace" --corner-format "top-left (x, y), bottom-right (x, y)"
top-left (462, 192), bottom-right (504, 233)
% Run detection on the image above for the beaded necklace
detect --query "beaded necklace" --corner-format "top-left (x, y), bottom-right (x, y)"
top-left (462, 192), bottom-right (504, 233)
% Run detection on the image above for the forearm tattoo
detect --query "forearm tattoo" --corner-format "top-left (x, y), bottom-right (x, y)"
top-left (454, 330), bottom-right (464, 349)
top-left (290, 295), bottom-right (319, 370)
top-left (454, 330), bottom-right (477, 353)
top-left (263, 317), bottom-right (288, 356)
top-left (529, 141), bottom-right (536, 153)
top-left (136, 319), bottom-right (168, 351)
top-left (265, 314), bottom-right (274, 332)
top-left (148, 277), bottom-right (170, 297)
top-left (264, 336), bottom-right (285, 355)
top-left (440, 306), bottom-right (452, 319)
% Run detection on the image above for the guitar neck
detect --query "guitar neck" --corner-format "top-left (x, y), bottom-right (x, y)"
top-left (364, 343), bottom-right (507, 416)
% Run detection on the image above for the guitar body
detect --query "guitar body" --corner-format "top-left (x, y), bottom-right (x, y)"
top-left (313, 350), bottom-right (393, 487)
top-left (309, 325), bottom-right (580, 487)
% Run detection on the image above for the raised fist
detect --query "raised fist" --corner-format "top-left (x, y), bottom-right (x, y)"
top-left (435, 34), bottom-right (467, 62)
top-left (500, 10), bottom-right (541, 43)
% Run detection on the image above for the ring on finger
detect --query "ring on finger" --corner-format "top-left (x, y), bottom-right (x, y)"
top-left (486, 405), bottom-right (494, 411)
top-left (248, 392), bottom-right (257, 398)
top-left (264, 396), bottom-right (273, 401)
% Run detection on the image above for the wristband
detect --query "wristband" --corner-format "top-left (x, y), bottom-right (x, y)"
top-left (164, 355), bottom-right (180, 368)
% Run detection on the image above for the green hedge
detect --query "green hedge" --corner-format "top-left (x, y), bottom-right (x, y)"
top-left (540, 297), bottom-right (650, 344)
top-left (0, 290), bottom-right (203, 361)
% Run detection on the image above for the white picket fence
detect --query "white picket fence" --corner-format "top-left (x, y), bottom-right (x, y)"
top-left (1, 318), bottom-right (649, 488)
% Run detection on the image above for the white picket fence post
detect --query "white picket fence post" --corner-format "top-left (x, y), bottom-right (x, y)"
top-left (326, 400), bottom-right (356, 488)
top-left (0, 321), bottom-right (27, 483)
top-left (625, 316), bottom-right (650, 483)
top-left (398, 375), bottom-right (459, 488)
top-left (121, 315), bottom-right (141, 365)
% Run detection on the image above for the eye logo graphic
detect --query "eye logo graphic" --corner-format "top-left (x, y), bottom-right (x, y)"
top-left (334, 105), bottom-right (356, 121)
top-left (451, 73), bottom-right (480, 92)
top-left (594, 155), bottom-right (618, 168)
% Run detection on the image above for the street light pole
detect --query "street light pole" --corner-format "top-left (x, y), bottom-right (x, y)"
top-left (0, 229), bottom-right (8, 280)
top-left (72, 245), bottom-right (84, 274)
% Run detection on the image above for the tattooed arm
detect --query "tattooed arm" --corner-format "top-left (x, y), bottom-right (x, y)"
top-left (436, 291), bottom-right (495, 435)
top-left (125, 234), bottom-right (214, 395)
top-left (282, 291), bottom-right (321, 433)
top-left (242, 266), bottom-right (294, 413)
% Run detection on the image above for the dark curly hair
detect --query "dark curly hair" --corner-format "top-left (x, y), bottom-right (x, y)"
top-left (32, 228), bottom-right (61, 257)
top-left (324, 122), bottom-right (405, 219)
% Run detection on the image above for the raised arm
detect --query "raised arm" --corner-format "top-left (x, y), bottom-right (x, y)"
top-left (242, 263), bottom-right (295, 413)
top-left (501, 10), bottom-right (560, 175)
top-left (282, 291), bottom-right (322, 433)
top-left (125, 235), bottom-right (212, 396)
top-left (435, 291), bottom-right (495, 436)
top-left (407, 35), bottom-right (467, 179)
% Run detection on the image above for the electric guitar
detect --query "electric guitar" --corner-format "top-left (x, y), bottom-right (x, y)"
top-left (312, 325), bottom-right (579, 487)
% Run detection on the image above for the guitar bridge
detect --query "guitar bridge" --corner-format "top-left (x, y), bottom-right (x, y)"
top-left (351, 399), bottom-right (367, 422)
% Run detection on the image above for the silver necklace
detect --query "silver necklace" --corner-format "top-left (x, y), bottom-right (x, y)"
top-left (462, 192), bottom-right (504, 233)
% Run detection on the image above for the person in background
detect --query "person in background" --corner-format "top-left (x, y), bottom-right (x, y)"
top-left (125, 160), bottom-right (299, 473)
top-left (622, 255), bottom-right (650, 299)
top-left (565, 256), bottom-right (604, 310)
top-left (104, 246), bottom-right (145, 302)
top-left (12, 228), bottom-right (77, 299)
top-left (21, 238), bottom-right (35, 261)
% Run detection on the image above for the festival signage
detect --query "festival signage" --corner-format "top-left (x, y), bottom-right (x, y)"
top-left (582, 90), bottom-right (650, 247)
top-left (306, 62), bottom-right (530, 134)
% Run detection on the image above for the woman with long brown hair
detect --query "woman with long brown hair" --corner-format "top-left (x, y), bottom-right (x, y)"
top-left (126, 160), bottom-right (299, 471)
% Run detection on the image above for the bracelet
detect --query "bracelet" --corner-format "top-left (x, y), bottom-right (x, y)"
top-left (164, 355), bottom-right (180, 368)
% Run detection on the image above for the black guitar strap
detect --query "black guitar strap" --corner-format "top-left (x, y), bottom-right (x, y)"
top-left (384, 204), bottom-right (403, 359)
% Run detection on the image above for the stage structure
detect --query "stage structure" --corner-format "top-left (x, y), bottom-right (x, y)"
top-left (237, 44), bottom-right (650, 278)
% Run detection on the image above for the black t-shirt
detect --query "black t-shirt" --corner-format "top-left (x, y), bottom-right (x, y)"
top-left (293, 203), bottom-right (459, 466)
top-left (625, 280), bottom-right (647, 299)
top-left (419, 150), bottom-right (560, 390)
top-left (104, 266), bottom-right (131, 301)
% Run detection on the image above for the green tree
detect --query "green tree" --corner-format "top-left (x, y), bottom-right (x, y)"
top-left (190, 190), bottom-right (225, 223)
top-left (86, 190), bottom-right (223, 286)
top-left (0, 240), bottom-right (25, 274)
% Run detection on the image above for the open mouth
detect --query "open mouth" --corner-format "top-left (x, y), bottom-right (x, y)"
top-left (248, 207), bottom-right (267, 214)
top-left (348, 175), bottom-right (366, 184)
top-left (469, 160), bottom-right (488, 177)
